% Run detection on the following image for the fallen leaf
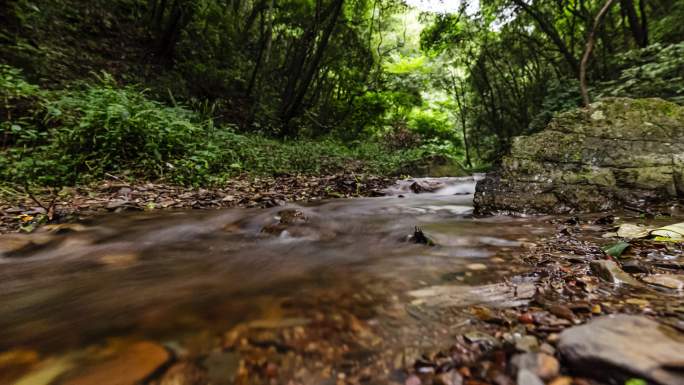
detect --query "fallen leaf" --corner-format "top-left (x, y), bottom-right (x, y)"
top-left (650, 222), bottom-right (684, 240)
top-left (602, 242), bottom-right (630, 258)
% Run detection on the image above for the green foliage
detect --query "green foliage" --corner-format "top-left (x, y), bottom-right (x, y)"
top-left (598, 42), bottom-right (684, 104)
top-left (385, 56), bottom-right (429, 74)
top-left (4, 0), bottom-right (682, 174)
top-left (1, 68), bottom-right (446, 187)
top-left (407, 109), bottom-right (460, 143)
top-left (625, 379), bottom-right (647, 385)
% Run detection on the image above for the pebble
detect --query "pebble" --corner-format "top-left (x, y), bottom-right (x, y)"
top-left (514, 335), bottom-right (539, 353)
top-left (466, 263), bottom-right (487, 271)
top-left (159, 362), bottom-right (207, 385)
top-left (204, 351), bottom-right (240, 385)
top-left (433, 370), bottom-right (463, 385)
top-left (548, 376), bottom-right (573, 385)
top-left (516, 369), bottom-right (545, 385)
top-left (405, 374), bottom-right (421, 385)
top-left (510, 353), bottom-right (559, 381)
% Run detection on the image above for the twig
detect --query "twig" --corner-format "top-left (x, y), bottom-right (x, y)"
top-left (22, 185), bottom-right (58, 220)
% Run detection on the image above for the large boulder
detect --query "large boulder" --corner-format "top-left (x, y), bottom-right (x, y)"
top-left (558, 315), bottom-right (684, 385)
top-left (475, 98), bottom-right (684, 214)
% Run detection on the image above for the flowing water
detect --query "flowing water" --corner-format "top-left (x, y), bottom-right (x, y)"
top-left (0, 177), bottom-right (558, 384)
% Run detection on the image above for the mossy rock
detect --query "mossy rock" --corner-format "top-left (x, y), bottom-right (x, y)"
top-left (476, 97), bottom-right (684, 214)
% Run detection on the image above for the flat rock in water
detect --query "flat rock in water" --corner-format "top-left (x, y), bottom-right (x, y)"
top-left (408, 280), bottom-right (536, 308)
top-left (642, 274), bottom-right (684, 290)
top-left (63, 341), bottom-right (170, 385)
top-left (558, 315), bottom-right (684, 385)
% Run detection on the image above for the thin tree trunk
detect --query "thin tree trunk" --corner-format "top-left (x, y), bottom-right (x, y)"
top-left (451, 73), bottom-right (472, 168)
top-left (280, 0), bottom-right (344, 134)
top-left (580, 0), bottom-right (618, 106)
top-left (620, 0), bottom-right (647, 47)
top-left (638, 0), bottom-right (648, 46)
top-left (511, 0), bottom-right (580, 75)
top-left (247, 0), bottom-right (271, 96)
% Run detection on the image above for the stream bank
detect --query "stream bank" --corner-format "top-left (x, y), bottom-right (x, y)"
top-left (0, 173), bottom-right (391, 234)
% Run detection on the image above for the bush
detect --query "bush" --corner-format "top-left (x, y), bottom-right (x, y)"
top-left (597, 42), bottom-right (684, 104)
top-left (2, 68), bottom-right (457, 187)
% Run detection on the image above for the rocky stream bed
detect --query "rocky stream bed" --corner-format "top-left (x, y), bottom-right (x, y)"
top-left (1, 176), bottom-right (684, 385)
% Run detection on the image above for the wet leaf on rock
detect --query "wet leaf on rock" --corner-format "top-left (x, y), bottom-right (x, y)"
top-left (602, 242), bottom-right (630, 257)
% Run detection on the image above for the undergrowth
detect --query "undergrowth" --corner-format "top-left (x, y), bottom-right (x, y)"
top-left (0, 65), bottom-right (451, 187)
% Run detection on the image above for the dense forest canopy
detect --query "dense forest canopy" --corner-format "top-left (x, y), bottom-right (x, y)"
top-left (1, 0), bottom-right (684, 186)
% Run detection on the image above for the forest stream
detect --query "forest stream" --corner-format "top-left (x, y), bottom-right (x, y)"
top-left (2, 177), bottom-right (684, 385)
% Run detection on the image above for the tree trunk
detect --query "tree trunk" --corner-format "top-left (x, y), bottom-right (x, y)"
top-left (451, 74), bottom-right (472, 169)
top-left (620, 0), bottom-right (648, 47)
top-left (247, 0), bottom-right (272, 96)
top-left (511, 0), bottom-right (580, 75)
top-left (580, 0), bottom-right (618, 106)
top-left (280, 0), bottom-right (345, 135)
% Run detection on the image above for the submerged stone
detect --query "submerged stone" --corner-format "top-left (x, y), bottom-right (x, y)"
top-left (475, 98), bottom-right (684, 214)
top-left (558, 315), bottom-right (684, 385)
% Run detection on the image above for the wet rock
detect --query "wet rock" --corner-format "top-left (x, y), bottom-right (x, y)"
top-left (158, 362), bottom-right (208, 385)
top-left (0, 349), bottom-right (41, 384)
top-left (410, 181), bottom-right (436, 193)
top-left (548, 304), bottom-right (577, 322)
top-left (11, 356), bottom-right (74, 385)
top-left (548, 377), bottom-right (573, 385)
top-left (434, 370), bottom-right (463, 385)
top-left (475, 98), bottom-right (684, 214)
top-left (589, 259), bottom-right (641, 286)
top-left (408, 280), bottom-right (536, 308)
top-left (620, 259), bottom-right (650, 274)
top-left (106, 199), bottom-right (139, 211)
top-left (405, 374), bottom-right (422, 385)
top-left (63, 341), bottom-right (170, 385)
top-left (204, 351), bottom-right (240, 385)
top-left (642, 274), bottom-right (684, 290)
top-left (558, 315), bottom-right (684, 385)
top-left (409, 227), bottom-right (435, 246)
top-left (510, 353), bottom-right (559, 381)
top-left (514, 336), bottom-right (539, 353)
top-left (466, 263), bottom-right (487, 271)
top-left (516, 369), bottom-right (545, 385)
